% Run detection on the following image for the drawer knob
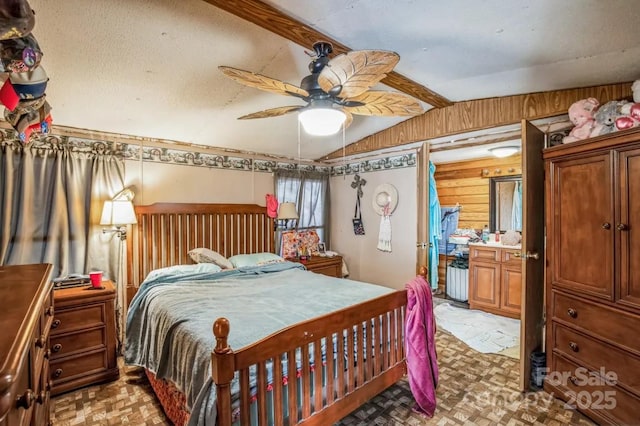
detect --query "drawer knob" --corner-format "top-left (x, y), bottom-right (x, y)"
top-left (51, 319), bottom-right (61, 329)
top-left (16, 390), bottom-right (35, 409)
top-left (602, 222), bottom-right (611, 229)
top-left (569, 376), bottom-right (579, 386)
top-left (617, 223), bottom-right (629, 231)
top-left (53, 368), bottom-right (63, 379)
top-left (46, 306), bottom-right (54, 316)
top-left (569, 341), bottom-right (579, 352)
top-left (52, 343), bottom-right (62, 353)
top-left (36, 390), bottom-right (46, 404)
top-left (567, 308), bottom-right (578, 318)
top-left (35, 335), bottom-right (46, 348)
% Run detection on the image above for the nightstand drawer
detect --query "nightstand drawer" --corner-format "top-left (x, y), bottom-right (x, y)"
top-left (51, 304), bottom-right (106, 334)
top-left (50, 350), bottom-right (107, 384)
top-left (50, 327), bottom-right (106, 359)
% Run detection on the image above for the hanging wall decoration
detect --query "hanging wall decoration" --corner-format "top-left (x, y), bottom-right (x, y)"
top-left (351, 174), bottom-right (366, 235)
top-left (372, 183), bottom-right (398, 252)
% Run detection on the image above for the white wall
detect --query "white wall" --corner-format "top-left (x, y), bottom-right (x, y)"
top-left (330, 166), bottom-right (417, 290)
top-left (124, 160), bottom-right (273, 205)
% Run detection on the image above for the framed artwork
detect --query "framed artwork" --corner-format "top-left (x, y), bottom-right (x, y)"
top-left (317, 242), bottom-right (326, 254)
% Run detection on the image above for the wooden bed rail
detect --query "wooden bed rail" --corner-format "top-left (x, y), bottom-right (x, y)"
top-left (212, 290), bottom-right (409, 426)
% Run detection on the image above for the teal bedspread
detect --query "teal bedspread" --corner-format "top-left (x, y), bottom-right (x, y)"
top-left (124, 261), bottom-right (393, 425)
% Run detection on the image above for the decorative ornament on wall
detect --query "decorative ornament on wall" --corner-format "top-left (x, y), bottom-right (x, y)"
top-left (372, 183), bottom-right (398, 253)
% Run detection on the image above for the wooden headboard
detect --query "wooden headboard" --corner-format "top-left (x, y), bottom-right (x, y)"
top-left (127, 203), bottom-right (275, 286)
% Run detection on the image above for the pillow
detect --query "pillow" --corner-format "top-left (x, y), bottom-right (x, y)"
top-left (146, 263), bottom-right (222, 281)
top-left (188, 248), bottom-right (233, 269)
top-left (228, 252), bottom-right (285, 268)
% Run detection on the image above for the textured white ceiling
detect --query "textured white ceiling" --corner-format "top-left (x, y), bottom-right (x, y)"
top-left (25, 0), bottom-right (640, 159)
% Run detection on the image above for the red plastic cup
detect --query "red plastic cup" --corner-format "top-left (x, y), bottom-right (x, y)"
top-left (89, 271), bottom-right (103, 288)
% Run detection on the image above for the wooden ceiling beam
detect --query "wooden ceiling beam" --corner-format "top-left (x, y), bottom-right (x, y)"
top-left (203, 0), bottom-right (452, 108)
top-left (321, 82), bottom-right (634, 160)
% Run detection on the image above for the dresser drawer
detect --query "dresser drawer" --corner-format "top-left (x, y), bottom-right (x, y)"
top-left (548, 355), bottom-right (640, 425)
top-left (51, 304), bottom-right (106, 335)
top-left (553, 322), bottom-right (640, 396)
top-left (552, 291), bottom-right (640, 354)
top-left (50, 327), bottom-right (106, 360)
top-left (469, 245), bottom-right (500, 262)
top-left (308, 264), bottom-right (341, 278)
top-left (50, 350), bottom-right (107, 385)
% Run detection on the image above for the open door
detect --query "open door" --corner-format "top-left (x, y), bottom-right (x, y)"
top-left (416, 142), bottom-right (430, 274)
top-left (519, 120), bottom-right (546, 391)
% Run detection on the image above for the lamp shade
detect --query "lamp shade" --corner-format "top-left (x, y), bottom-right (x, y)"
top-left (489, 146), bottom-right (520, 158)
top-left (277, 202), bottom-right (299, 220)
top-left (298, 108), bottom-right (346, 136)
top-left (100, 200), bottom-right (137, 225)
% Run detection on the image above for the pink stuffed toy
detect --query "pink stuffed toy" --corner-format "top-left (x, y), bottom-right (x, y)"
top-left (615, 102), bottom-right (640, 130)
top-left (563, 97), bottom-right (599, 143)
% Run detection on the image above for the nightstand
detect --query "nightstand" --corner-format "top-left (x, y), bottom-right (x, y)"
top-left (50, 280), bottom-right (119, 395)
top-left (294, 255), bottom-right (343, 278)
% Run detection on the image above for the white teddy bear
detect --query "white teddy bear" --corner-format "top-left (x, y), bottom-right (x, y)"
top-left (633, 79), bottom-right (640, 103)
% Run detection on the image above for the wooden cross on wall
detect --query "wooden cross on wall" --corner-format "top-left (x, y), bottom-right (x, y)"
top-left (351, 174), bottom-right (366, 198)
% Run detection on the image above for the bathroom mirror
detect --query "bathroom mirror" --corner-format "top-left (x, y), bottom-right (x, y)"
top-left (489, 175), bottom-right (522, 232)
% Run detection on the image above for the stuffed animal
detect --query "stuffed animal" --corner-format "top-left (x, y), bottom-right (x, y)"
top-left (563, 97), bottom-right (599, 143)
top-left (591, 100), bottom-right (627, 137)
top-left (632, 79), bottom-right (640, 103)
top-left (615, 102), bottom-right (640, 130)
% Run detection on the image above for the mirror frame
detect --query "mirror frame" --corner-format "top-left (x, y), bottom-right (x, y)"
top-left (489, 175), bottom-right (522, 232)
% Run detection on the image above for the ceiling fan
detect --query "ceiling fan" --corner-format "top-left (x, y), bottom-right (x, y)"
top-left (219, 42), bottom-right (424, 136)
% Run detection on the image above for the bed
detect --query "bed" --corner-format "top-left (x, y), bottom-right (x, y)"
top-left (125, 203), bottom-right (416, 425)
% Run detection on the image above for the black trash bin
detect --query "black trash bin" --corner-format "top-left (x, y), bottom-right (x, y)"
top-left (530, 351), bottom-right (546, 390)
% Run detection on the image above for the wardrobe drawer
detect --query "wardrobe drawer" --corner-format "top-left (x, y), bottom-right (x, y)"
top-left (51, 304), bottom-right (105, 335)
top-left (552, 291), bottom-right (640, 354)
top-left (469, 246), bottom-right (500, 262)
top-left (548, 355), bottom-right (640, 426)
top-left (553, 322), bottom-right (640, 396)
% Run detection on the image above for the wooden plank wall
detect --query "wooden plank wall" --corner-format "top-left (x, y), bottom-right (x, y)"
top-left (434, 154), bottom-right (522, 292)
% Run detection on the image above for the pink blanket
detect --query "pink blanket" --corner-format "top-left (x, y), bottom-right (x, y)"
top-left (405, 274), bottom-right (438, 417)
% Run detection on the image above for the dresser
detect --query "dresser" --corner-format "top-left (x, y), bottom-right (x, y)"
top-left (468, 244), bottom-right (521, 318)
top-left (295, 255), bottom-right (343, 278)
top-left (544, 127), bottom-right (640, 424)
top-left (50, 280), bottom-right (119, 396)
top-left (0, 264), bottom-right (54, 426)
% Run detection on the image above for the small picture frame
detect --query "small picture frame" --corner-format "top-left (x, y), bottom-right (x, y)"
top-left (317, 242), bottom-right (326, 254)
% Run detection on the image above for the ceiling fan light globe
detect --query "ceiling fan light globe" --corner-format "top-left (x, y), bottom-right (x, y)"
top-left (298, 108), bottom-right (346, 136)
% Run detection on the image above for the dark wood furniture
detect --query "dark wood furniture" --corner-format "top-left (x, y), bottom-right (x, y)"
top-left (0, 264), bottom-right (54, 426)
top-left (544, 127), bottom-right (640, 424)
top-left (294, 255), bottom-right (343, 278)
top-left (468, 244), bottom-right (521, 318)
top-left (50, 280), bottom-right (119, 396)
top-left (127, 203), bottom-right (410, 425)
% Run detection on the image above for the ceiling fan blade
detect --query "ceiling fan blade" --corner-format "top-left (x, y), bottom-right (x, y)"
top-left (318, 50), bottom-right (400, 99)
top-left (343, 91), bottom-right (424, 116)
top-left (238, 105), bottom-right (304, 120)
top-left (219, 66), bottom-right (309, 99)
top-left (342, 109), bottom-right (354, 129)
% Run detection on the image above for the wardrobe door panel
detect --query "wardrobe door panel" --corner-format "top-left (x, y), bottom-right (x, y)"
top-left (618, 148), bottom-right (640, 310)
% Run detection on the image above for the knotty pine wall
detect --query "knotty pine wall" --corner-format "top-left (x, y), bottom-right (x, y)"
top-left (434, 154), bottom-right (521, 292)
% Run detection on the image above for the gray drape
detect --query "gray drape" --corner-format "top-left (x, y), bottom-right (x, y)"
top-left (0, 139), bottom-right (124, 281)
top-left (274, 168), bottom-right (331, 248)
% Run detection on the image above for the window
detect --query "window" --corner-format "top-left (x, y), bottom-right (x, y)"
top-left (275, 169), bottom-right (330, 243)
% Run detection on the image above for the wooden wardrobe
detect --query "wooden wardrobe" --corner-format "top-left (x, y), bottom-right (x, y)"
top-left (544, 127), bottom-right (640, 424)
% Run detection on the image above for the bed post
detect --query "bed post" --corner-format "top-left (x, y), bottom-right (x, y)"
top-left (212, 318), bottom-right (235, 425)
top-left (419, 265), bottom-right (428, 280)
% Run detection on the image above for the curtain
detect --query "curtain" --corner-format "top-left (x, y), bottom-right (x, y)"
top-left (428, 161), bottom-right (441, 290)
top-left (1, 138), bottom-right (125, 348)
top-left (274, 168), bottom-right (331, 252)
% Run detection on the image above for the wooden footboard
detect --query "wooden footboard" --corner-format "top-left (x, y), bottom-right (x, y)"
top-left (212, 289), bottom-right (408, 426)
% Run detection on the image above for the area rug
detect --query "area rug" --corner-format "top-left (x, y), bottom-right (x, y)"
top-left (434, 302), bottom-right (520, 359)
